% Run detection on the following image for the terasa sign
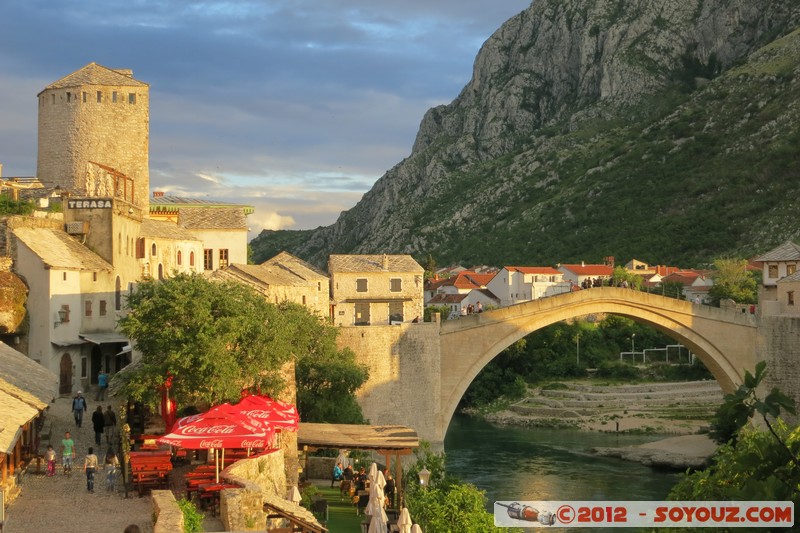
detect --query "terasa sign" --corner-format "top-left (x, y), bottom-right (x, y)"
top-left (67, 199), bottom-right (113, 209)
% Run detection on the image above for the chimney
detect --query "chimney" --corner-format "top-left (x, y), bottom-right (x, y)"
top-left (153, 191), bottom-right (164, 198)
top-left (0, 162), bottom-right (3, 178)
top-left (581, 261), bottom-right (585, 267)
top-left (382, 254), bottom-right (389, 271)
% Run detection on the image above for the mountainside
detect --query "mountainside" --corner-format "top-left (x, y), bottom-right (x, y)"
top-left (251, 0), bottom-right (800, 268)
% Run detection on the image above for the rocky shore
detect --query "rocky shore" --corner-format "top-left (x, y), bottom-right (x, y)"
top-left (481, 380), bottom-right (722, 469)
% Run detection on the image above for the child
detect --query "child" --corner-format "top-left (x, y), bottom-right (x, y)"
top-left (45, 445), bottom-right (56, 476)
top-left (84, 446), bottom-right (98, 493)
top-left (105, 448), bottom-right (120, 491)
top-left (61, 431), bottom-right (75, 474)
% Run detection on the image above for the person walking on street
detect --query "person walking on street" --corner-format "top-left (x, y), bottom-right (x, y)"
top-left (96, 370), bottom-right (108, 401)
top-left (72, 390), bottom-right (87, 427)
top-left (84, 446), bottom-right (98, 493)
top-left (92, 405), bottom-right (105, 446)
top-left (45, 444), bottom-right (57, 476)
top-left (105, 447), bottom-right (120, 491)
top-left (104, 404), bottom-right (117, 445)
top-left (61, 431), bottom-right (75, 474)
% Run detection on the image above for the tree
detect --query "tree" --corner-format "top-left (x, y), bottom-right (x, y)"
top-left (708, 258), bottom-right (758, 306)
top-left (116, 274), bottom-right (369, 424)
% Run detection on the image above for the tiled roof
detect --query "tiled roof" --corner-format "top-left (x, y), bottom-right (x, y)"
top-left (560, 264), bottom-right (614, 276)
top-left (475, 288), bottom-right (500, 302)
top-left (329, 254), bottom-right (423, 274)
top-left (150, 195), bottom-right (255, 215)
top-left (778, 271), bottom-right (800, 283)
top-left (13, 227), bottom-right (113, 271)
top-left (506, 266), bottom-right (561, 275)
top-left (0, 342), bottom-right (59, 454)
top-left (454, 272), bottom-right (495, 288)
top-left (662, 270), bottom-right (712, 286)
top-left (754, 241), bottom-right (800, 262)
top-left (262, 251), bottom-right (328, 279)
top-left (428, 293), bottom-right (468, 304)
top-left (140, 218), bottom-right (201, 241)
top-left (215, 260), bottom-right (327, 290)
top-left (42, 62), bottom-right (148, 93)
top-left (178, 207), bottom-right (248, 230)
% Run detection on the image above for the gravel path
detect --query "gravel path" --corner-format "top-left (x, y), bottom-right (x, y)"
top-left (4, 396), bottom-right (154, 533)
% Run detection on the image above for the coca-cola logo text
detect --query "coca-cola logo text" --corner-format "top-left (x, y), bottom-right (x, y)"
top-left (200, 439), bottom-right (223, 448)
top-left (182, 425), bottom-right (236, 435)
top-left (240, 440), bottom-right (265, 448)
top-left (242, 409), bottom-right (272, 419)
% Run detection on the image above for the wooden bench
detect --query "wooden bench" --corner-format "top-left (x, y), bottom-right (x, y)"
top-left (130, 450), bottom-right (172, 496)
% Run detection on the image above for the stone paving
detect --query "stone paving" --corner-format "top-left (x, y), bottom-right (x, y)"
top-left (4, 395), bottom-right (154, 533)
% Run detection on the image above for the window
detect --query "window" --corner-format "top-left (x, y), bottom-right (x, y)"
top-left (354, 302), bottom-right (370, 325)
top-left (93, 272), bottom-right (97, 282)
top-left (136, 238), bottom-right (145, 259)
top-left (177, 250), bottom-right (183, 266)
top-left (99, 300), bottom-right (107, 316)
top-left (51, 94), bottom-right (55, 104)
top-left (390, 278), bottom-right (402, 292)
top-left (190, 251), bottom-right (195, 267)
top-left (151, 243), bottom-right (157, 256)
top-left (115, 277), bottom-right (122, 311)
top-left (129, 93), bottom-right (136, 104)
top-left (83, 92), bottom-right (87, 103)
top-left (112, 91), bottom-right (118, 103)
top-left (63, 272), bottom-right (67, 281)
top-left (85, 300), bottom-right (92, 317)
top-left (97, 91), bottom-right (102, 103)
top-left (789, 291), bottom-right (795, 306)
top-left (204, 249), bottom-right (213, 270)
top-left (219, 249), bottom-right (229, 269)
top-left (66, 92), bottom-right (71, 102)
top-left (356, 279), bottom-right (368, 292)
top-left (81, 357), bottom-right (88, 379)
top-left (158, 264), bottom-right (164, 280)
top-left (143, 262), bottom-right (151, 278)
top-left (769, 265), bottom-right (779, 278)
top-left (302, 295), bottom-right (307, 306)
top-left (789, 264), bottom-right (797, 276)
top-left (389, 301), bottom-right (404, 323)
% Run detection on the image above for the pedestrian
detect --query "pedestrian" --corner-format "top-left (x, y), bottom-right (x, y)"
top-left (84, 446), bottom-right (98, 493)
top-left (105, 447), bottom-right (120, 491)
top-left (476, 301), bottom-right (483, 313)
top-left (384, 470), bottom-right (396, 507)
top-left (92, 405), bottom-right (105, 446)
top-left (72, 390), bottom-right (87, 427)
top-left (45, 444), bottom-right (57, 476)
top-left (61, 431), bottom-right (75, 474)
top-left (96, 369), bottom-right (109, 401)
top-left (104, 405), bottom-right (117, 445)
top-left (331, 461), bottom-right (343, 488)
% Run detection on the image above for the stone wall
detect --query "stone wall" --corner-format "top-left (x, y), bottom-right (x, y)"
top-left (337, 322), bottom-right (441, 443)
top-left (152, 490), bottom-right (183, 533)
top-left (760, 315), bottom-right (800, 425)
top-left (220, 451), bottom-right (286, 531)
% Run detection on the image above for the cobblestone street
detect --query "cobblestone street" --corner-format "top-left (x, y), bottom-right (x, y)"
top-left (4, 395), bottom-right (153, 533)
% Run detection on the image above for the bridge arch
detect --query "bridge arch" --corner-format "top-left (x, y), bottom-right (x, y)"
top-left (437, 288), bottom-right (758, 442)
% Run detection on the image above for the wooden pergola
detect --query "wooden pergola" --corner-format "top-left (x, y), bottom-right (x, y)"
top-left (297, 423), bottom-right (419, 506)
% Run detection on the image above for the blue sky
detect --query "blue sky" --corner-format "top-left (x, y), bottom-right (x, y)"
top-left (0, 0), bottom-right (529, 237)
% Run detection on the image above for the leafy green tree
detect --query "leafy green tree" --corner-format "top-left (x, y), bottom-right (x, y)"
top-left (404, 442), bottom-right (522, 533)
top-left (657, 280), bottom-right (686, 300)
top-left (708, 258), bottom-right (758, 306)
top-left (611, 266), bottom-right (642, 289)
top-left (116, 274), bottom-right (368, 424)
top-left (424, 305), bottom-right (451, 322)
top-left (0, 197), bottom-right (35, 216)
top-left (422, 254), bottom-right (437, 280)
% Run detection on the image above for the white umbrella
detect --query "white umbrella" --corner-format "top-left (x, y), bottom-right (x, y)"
top-left (288, 485), bottom-right (302, 505)
top-left (410, 525), bottom-right (423, 533)
top-left (336, 449), bottom-right (350, 469)
top-left (366, 463), bottom-right (388, 533)
top-left (397, 507), bottom-right (412, 533)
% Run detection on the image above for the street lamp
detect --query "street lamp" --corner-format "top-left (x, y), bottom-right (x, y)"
top-left (576, 334), bottom-right (580, 366)
top-left (418, 467), bottom-right (430, 488)
top-left (631, 333), bottom-right (636, 362)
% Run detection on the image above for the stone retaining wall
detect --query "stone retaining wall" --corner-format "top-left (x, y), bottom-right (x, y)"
top-left (152, 490), bottom-right (183, 533)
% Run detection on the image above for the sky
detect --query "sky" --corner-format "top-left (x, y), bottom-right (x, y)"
top-left (0, 0), bottom-right (529, 238)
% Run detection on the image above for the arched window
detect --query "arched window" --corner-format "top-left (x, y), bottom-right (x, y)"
top-left (115, 276), bottom-right (122, 311)
top-left (151, 243), bottom-right (157, 256)
top-left (158, 264), bottom-right (164, 280)
top-left (177, 250), bottom-right (182, 266)
top-left (118, 233), bottom-right (122, 254)
top-left (190, 251), bottom-right (195, 267)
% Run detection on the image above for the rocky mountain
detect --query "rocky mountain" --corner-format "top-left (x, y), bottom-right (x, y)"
top-left (251, 0), bottom-right (800, 268)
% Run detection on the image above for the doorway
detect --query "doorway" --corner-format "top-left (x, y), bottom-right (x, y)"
top-left (59, 353), bottom-right (72, 395)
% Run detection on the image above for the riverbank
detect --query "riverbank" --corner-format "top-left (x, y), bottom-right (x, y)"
top-left (477, 380), bottom-right (722, 469)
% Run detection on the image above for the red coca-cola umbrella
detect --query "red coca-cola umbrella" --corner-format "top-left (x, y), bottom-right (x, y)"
top-left (234, 395), bottom-right (299, 433)
top-left (158, 405), bottom-right (273, 481)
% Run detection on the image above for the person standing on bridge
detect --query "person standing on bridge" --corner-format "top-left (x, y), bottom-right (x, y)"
top-left (477, 301), bottom-right (483, 313)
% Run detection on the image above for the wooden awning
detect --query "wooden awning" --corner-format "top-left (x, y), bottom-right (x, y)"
top-left (297, 424), bottom-right (418, 453)
top-left (263, 492), bottom-right (327, 533)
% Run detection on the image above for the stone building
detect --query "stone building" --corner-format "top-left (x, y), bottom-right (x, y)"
top-left (329, 254), bottom-right (424, 326)
top-left (37, 63), bottom-right (150, 211)
top-left (213, 251), bottom-right (330, 318)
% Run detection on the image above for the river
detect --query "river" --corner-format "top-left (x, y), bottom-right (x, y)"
top-left (444, 415), bottom-right (683, 529)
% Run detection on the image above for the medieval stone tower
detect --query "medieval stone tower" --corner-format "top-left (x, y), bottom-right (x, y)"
top-left (36, 62), bottom-right (150, 211)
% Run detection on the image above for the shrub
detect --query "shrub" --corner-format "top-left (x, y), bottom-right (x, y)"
top-left (176, 497), bottom-right (204, 533)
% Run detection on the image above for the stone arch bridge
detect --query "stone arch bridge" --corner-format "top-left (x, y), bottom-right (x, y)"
top-left (340, 288), bottom-right (759, 446)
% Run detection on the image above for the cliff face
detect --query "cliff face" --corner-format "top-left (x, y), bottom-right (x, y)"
top-left (252, 0), bottom-right (800, 267)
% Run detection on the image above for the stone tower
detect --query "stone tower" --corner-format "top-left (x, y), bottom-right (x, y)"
top-left (36, 62), bottom-right (150, 211)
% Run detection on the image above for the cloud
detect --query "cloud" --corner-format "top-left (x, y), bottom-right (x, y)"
top-left (0, 0), bottom-right (530, 232)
